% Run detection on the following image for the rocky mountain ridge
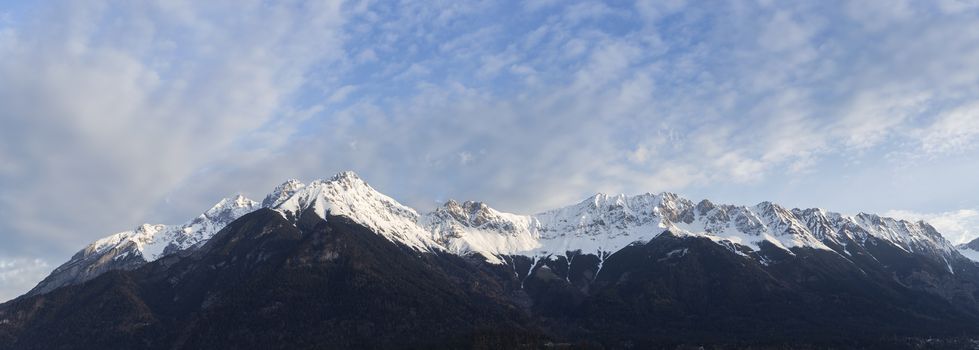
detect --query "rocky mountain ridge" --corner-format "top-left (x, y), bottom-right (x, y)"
top-left (28, 171), bottom-right (971, 296)
top-left (6, 171), bottom-right (979, 349)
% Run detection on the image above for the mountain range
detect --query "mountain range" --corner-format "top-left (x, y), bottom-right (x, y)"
top-left (3, 171), bottom-right (979, 349)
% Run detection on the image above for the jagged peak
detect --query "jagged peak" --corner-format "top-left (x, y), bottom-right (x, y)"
top-left (853, 212), bottom-right (923, 230)
top-left (429, 199), bottom-right (520, 229)
top-left (262, 179), bottom-right (306, 208)
top-left (855, 212), bottom-right (886, 222)
top-left (304, 171), bottom-right (376, 195)
top-left (272, 171), bottom-right (411, 220)
top-left (756, 201), bottom-right (798, 219)
top-left (659, 191), bottom-right (683, 201)
top-left (266, 171), bottom-right (437, 252)
top-left (581, 191), bottom-right (674, 209)
top-left (461, 200), bottom-right (489, 212)
top-left (206, 194), bottom-right (258, 214)
top-left (695, 199), bottom-right (715, 214)
top-left (754, 200), bottom-right (780, 211)
top-left (275, 178), bottom-right (305, 190)
top-left (585, 192), bottom-right (611, 206)
top-left (656, 191), bottom-right (692, 209)
top-left (136, 223), bottom-right (165, 233)
top-left (794, 207), bottom-right (827, 216)
top-left (329, 170), bottom-right (364, 183)
top-left (433, 199), bottom-right (465, 217)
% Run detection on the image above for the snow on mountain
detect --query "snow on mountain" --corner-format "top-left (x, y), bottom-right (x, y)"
top-left (956, 237), bottom-right (979, 262)
top-left (134, 195), bottom-right (261, 261)
top-left (533, 193), bottom-right (672, 257)
top-left (29, 195), bottom-right (260, 295)
top-left (958, 247), bottom-right (979, 262)
top-left (82, 194), bottom-right (260, 262)
top-left (266, 171), bottom-right (441, 251)
top-left (421, 191), bottom-right (962, 268)
top-left (261, 179), bottom-right (306, 208)
top-left (34, 171), bottom-right (968, 295)
top-left (421, 200), bottom-right (541, 263)
top-left (852, 213), bottom-right (956, 257)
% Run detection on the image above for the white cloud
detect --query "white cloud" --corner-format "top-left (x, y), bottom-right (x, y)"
top-left (835, 90), bottom-right (931, 150)
top-left (0, 258), bottom-right (49, 302)
top-left (916, 103), bottom-right (979, 155)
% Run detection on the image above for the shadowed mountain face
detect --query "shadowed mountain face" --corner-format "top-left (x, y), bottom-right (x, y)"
top-left (3, 209), bottom-right (979, 349)
top-left (512, 234), bottom-right (979, 345)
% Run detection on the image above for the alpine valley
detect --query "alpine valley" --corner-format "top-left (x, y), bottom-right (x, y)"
top-left (3, 171), bottom-right (979, 349)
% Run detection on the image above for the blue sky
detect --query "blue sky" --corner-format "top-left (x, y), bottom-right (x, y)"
top-left (1, 0), bottom-right (979, 300)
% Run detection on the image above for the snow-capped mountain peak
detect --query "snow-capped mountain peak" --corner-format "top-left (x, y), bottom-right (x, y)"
top-left (434, 200), bottom-right (517, 231)
top-left (330, 170), bottom-right (363, 182)
top-left (262, 179), bottom-right (306, 208)
top-left (101, 194), bottom-right (261, 263)
top-left (270, 172), bottom-right (441, 251)
top-left (852, 213), bottom-right (954, 256)
top-left (204, 195), bottom-right (258, 220)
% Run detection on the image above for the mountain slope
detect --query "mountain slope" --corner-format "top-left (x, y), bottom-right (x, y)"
top-left (4, 205), bottom-right (979, 348)
top-left (422, 191), bottom-right (967, 276)
top-left (1, 209), bottom-right (546, 349)
top-left (31, 171), bottom-right (970, 297)
top-left (28, 195), bottom-right (260, 295)
top-left (8, 171), bottom-right (979, 348)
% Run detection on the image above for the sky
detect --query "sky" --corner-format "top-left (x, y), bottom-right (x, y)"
top-left (1, 0), bottom-right (979, 301)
